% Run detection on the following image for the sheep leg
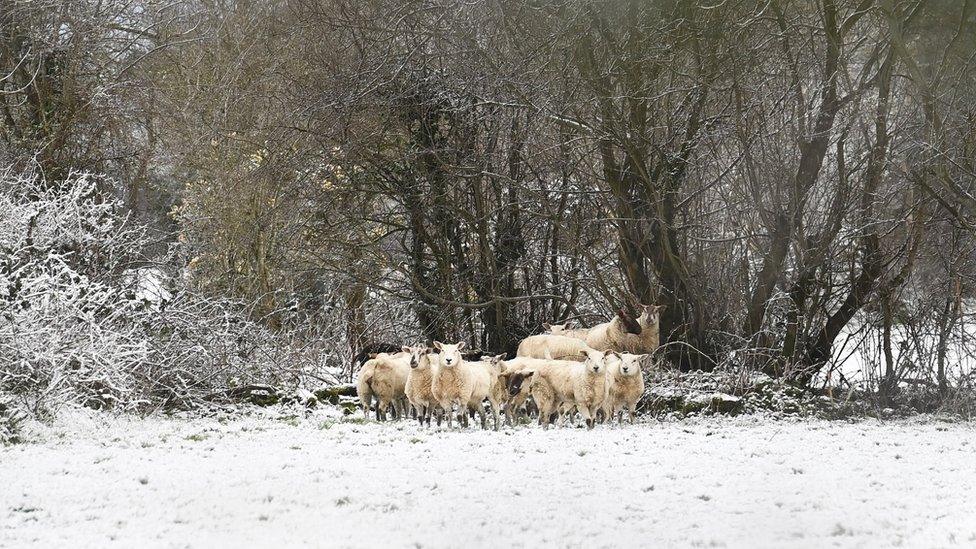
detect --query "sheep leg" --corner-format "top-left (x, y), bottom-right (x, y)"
top-left (443, 401), bottom-right (453, 428)
top-left (472, 404), bottom-right (485, 430)
top-left (579, 407), bottom-right (594, 430)
top-left (628, 404), bottom-right (636, 424)
top-left (489, 400), bottom-right (500, 431)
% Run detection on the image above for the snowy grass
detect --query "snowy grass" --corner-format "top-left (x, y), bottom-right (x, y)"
top-left (3, 409), bottom-right (976, 548)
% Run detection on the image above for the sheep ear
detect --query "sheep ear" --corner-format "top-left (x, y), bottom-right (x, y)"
top-left (401, 346), bottom-right (411, 354)
top-left (367, 353), bottom-right (379, 359)
top-left (457, 341), bottom-right (466, 350)
top-left (497, 352), bottom-right (507, 360)
top-left (433, 341), bottom-right (443, 350)
top-left (543, 323), bottom-right (552, 331)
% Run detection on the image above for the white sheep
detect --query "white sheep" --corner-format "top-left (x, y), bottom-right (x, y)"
top-left (602, 352), bottom-right (647, 423)
top-left (631, 304), bottom-right (664, 354)
top-left (516, 334), bottom-right (592, 361)
top-left (356, 357), bottom-right (378, 418)
top-left (466, 353), bottom-right (507, 431)
top-left (544, 322), bottom-right (591, 340)
top-left (355, 351), bottom-right (410, 421)
top-left (511, 349), bottom-right (610, 429)
top-left (430, 341), bottom-right (483, 429)
top-left (403, 345), bottom-right (438, 426)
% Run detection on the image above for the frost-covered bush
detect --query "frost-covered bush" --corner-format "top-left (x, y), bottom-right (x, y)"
top-left (0, 170), bottom-right (340, 419)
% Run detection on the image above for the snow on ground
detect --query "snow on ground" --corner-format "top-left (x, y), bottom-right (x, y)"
top-left (2, 409), bottom-right (975, 548)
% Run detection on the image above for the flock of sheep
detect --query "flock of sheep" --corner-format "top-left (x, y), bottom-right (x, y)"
top-left (356, 304), bottom-right (664, 430)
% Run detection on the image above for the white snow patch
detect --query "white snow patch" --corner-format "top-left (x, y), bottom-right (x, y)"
top-left (3, 410), bottom-right (975, 548)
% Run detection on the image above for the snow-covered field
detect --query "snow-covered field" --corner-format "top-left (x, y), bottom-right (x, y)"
top-left (3, 410), bottom-right (975, 548)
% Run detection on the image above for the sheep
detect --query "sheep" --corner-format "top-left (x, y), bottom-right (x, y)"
top-left (516, 334), bottom-right (592, 361)
top-left (466, 353), bottom-right (507, 431)
top-left (403, 345), bottom-right (438, 426)
top-left (356, 351), bottom-right (410, 421)
top-left (602, 352), bottom-right (647, 424)
top-left (356, 357), bottom-right (378, 418)
top-left (584, 304), bottom-right (664, 354)
top-left (545, 322), bottom-right (591, 340)
top-left (351, 342), bottom-right (402, 374)
top-left (583, 309), bottom-right (642, 353)
top-left (509, 349), bottom-right (611, 429)
top-left (632, 304), bottom-right (665, 354)
top-left (431, 341), bottom-right (484, 429)
top-left (497, 356), bottom-right (550, 425)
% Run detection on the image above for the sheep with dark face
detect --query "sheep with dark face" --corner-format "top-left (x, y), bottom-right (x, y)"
top-left (498, 357), bottom-right (552, 424)
top-left (585, 305), bottom-right (665, 354)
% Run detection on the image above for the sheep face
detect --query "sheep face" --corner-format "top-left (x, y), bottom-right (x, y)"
top-left (583, 349), bottom-right (609, 375)
top-left (639, 304), bottom-right (665, 327)
top-left (544, 323), bottom-right (570, 334)
top-left (507, 370), bottom-right (535, 397)
top-left (618, 353), bottom-right (645, 376)
top-left (483, 353), bottom-right (507, 367)
top-left (402, 345), bottom-right (433, 370)
top-left (433, 340), bottom-right (465, 368)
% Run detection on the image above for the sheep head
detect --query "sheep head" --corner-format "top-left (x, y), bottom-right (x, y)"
top-left (402, 345), bottom-right (433, 369)
top-left (618, 353), bottom-right (645, 376)
top-left (583, 349), bottom-right (609, 375)
top-left (507, 369), bottom-right (535, 397)
top-left (544, 322), bottom-right (572, 334)
top-left (616, 308), bottom-right (642, 335)
top-left (638, 304), bottom-right (666, 328)
top-left (433, 340), bottom-right (465, 367)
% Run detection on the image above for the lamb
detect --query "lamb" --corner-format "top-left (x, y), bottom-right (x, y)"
top-left (355, 351), bottom-right (410, 421)
top-left (509, 349), bottom-right (611, 429)
top-left (602, 352), bottom-right (647, 424)
top-left (516, 334), bottom-right (593, 361)
top-left (403, 345), bottom-right (438, 426)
